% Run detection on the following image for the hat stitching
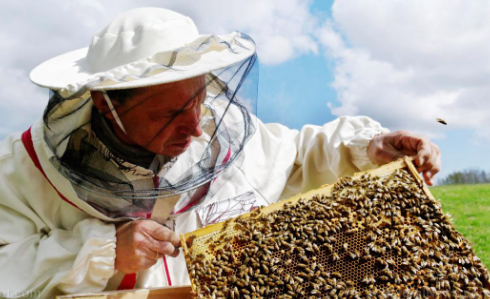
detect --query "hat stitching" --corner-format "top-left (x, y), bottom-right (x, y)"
top-left (61, 34), bottom-right (250, 100)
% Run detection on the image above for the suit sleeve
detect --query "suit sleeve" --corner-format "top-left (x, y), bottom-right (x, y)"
top-left (279, 116), bottom-right (390, 199)
top-left (0, 134), bottom-right (117, 298)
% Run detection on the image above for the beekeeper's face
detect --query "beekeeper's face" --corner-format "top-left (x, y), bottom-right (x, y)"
top-left (92, 76), bottom-right (205, 157)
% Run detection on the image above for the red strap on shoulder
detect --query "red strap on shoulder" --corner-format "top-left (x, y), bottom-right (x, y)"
top-left (21, 127), bottom-right (140, 290)
top-left (21, 127), bottom-right (81, 210)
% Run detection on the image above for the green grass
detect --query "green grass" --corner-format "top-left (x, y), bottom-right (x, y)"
top-left (429, 184), bottom-right (490, 268)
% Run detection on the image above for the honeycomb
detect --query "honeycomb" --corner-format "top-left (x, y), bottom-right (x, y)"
top-left (181, 158), bottom-right (490, 298)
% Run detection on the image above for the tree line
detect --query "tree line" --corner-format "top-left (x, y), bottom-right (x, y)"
top-left (437, 169), bottom-right (490, 185)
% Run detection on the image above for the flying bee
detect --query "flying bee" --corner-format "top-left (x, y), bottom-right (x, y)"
top-left (436, 118), bottom-right (447, 125)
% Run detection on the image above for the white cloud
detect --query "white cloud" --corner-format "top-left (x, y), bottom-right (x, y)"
top-left (319, 0), bottom-right (490, 140)
top-left (0, 0), bottom-right (318, 139)
top-left (177, 0), bottom-right (319, 64)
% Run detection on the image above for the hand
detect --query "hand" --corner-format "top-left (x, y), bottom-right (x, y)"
top-left (115, 220), bottom-right (181, 274)
top-left (367, 130), bottom-right (441, 186)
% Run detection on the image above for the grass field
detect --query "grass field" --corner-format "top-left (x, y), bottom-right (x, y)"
top-left (429, 184), bottom-right (490, 269)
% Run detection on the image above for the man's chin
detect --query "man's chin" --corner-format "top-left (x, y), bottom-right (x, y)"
top-left (161, 143), bottom-right (191, 158)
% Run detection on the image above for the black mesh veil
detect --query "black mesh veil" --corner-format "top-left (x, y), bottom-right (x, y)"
top-left (42, 33), bottom-right (258, 219)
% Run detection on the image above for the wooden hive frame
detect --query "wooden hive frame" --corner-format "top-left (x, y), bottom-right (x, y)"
top-left (182, 158), bottom-right (425, 244)
top-left (181, 157), bottom-right (490, 298)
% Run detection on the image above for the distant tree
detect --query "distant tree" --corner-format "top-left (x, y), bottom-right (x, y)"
top-left (438, 169), bottom-right (490, 185)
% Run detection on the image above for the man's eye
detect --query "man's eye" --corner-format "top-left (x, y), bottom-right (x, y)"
top-left (149, 113), bottom-right (170, 121)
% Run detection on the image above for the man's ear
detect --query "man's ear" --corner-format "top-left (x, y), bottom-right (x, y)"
top-left (91, 91), bottom-right (115, 121)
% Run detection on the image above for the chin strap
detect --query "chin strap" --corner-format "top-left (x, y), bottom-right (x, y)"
top-left (102, 91), bottom-right (128, 135)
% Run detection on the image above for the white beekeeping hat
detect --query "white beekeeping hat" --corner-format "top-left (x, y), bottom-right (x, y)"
top-left (30, 7), bottom-right (255, 95)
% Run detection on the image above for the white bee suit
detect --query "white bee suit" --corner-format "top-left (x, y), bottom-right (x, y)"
top-left (0, 113), bottom-right (388, 298)
top-left (0, 6), bottom-right (390, 298)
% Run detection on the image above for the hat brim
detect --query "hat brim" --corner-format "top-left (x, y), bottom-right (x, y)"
top-left (30, 33), bottom-right (255, 93)
top-left (30, 47), bottom-right (92, 90)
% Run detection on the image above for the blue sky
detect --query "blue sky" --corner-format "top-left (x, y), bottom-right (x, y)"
top-left (257, 0), bottom-right (336, 128)
top-left (256, 0), bottom-right (490, 182)
top-left (258, 0), bottom-right (337, 130)
top-left (1, 0), bottom-right (489, 183)
top-left (258, 51), bottom-right (336, 128)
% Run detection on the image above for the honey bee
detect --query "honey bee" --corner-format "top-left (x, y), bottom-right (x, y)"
top-left (362, 274), bottom-right (375, 284)
top-left (347, 250), bottom-right (359, 260)
top-left (345, 228), bottom-right (358, 235)
top-left (436, 118), bottom-right (447, 125)
top-left (186, 233), bottom-right (199, 248)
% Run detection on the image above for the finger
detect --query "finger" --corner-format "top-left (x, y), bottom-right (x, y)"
top-left (159, 241), bottom-right (180, 257)
top-left (141, 239), bottom-right (179, 260)
top-left (426, 144), bottom-right (441, 174)
top-left (414, 138), bottom-right (433, 167)
top-left (146, 239), bottom-right (180, 257)
top-left (423, 171), bottom-right (434, 186)
top-left (380, 131), bottom-right (420, 161)
top-left (169, 246), bottom-right (181, 258)
top-left (149, 224), bottom-right (181, 248)
top-left (423, 151), bottom-right (441, 185)
top-left (142, 248), bottom-right (160, 260)
top-left (135, 221), bottom-right (181, 257)
top-left (416, 143), bottom-right (439, 173)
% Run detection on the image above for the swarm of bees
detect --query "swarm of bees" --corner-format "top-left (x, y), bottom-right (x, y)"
top-left (184, 166), bottom-right (490, 298)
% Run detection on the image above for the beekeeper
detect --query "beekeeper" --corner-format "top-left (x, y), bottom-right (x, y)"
top-left (0, 7), bottom-right (441, 298)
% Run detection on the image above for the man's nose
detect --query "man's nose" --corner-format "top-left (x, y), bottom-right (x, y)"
top-left (192, 123), bottom-right (203, 137)
top-left (178, 108), bottom-right (203, 137)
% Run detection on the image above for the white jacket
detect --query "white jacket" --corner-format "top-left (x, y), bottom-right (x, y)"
top-left (0, 115), bottom-right (388, 298)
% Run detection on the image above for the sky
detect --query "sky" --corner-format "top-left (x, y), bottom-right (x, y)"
top-left (1, 0), bottom-right (490, 182)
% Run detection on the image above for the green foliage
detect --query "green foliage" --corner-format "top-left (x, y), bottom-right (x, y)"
top-left (438, 169), bottom-right (490, 185)
top-left (430, 184), bottom-right (490, 269)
